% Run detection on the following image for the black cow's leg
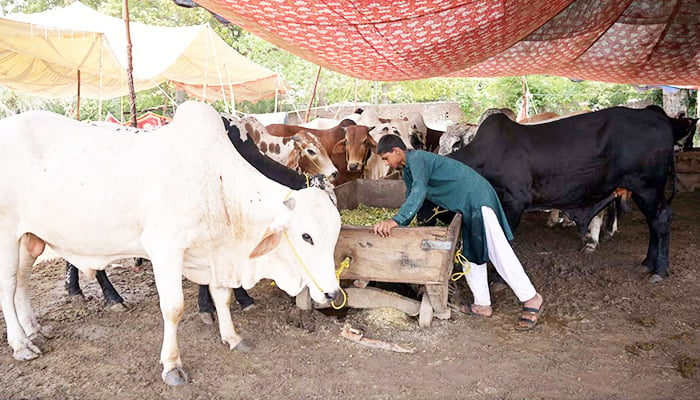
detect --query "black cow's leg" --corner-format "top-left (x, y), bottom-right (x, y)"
top-left (633, 191), bottom-right (672, 282)
top-left (66, 262), bottom-right (127, 309)
top-left (198, 284), bottom-right (216, 324)
top-left (650, 202), bottom-right (673, 281)
top-left (233, 287), bottom-right (255, 311)
top-left (95, 269), bottom-right (126, 309)
top-left (65, 262), bottom-right (83, 298)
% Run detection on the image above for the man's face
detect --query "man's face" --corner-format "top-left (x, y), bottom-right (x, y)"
top-left (380, 147), bottom-right (404, 169)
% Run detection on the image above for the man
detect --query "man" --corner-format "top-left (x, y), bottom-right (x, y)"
top-left (372, 135), bottom-right (543, 331)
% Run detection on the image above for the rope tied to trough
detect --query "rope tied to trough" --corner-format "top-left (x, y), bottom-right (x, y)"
top-left (450, 241), bottom-right (471, 281)
top-left (331, 256), bottom-right (352, 309)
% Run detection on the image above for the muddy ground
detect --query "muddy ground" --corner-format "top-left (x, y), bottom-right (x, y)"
top-left (1, 191), bottom-right (699, 400)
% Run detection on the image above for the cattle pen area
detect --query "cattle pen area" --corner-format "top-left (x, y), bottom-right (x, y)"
top-left (0, 191), bottom-right (698, 399)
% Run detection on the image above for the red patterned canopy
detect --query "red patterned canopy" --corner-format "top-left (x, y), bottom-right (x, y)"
top-left (195, 0), bottom-right (699, 85)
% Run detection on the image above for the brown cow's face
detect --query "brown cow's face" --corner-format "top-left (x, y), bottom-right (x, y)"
top-left (294, 131), bottom-right (338, 179)
top-left (344, 125), bottom-right (375, 172)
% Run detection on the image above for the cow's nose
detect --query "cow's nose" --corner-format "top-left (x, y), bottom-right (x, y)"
top-left (329, 170), bottom-right (338, 179)
top-left (324, 289), bottom-right (340, 302)
top-left (348, 163), bottom-right (359, 171)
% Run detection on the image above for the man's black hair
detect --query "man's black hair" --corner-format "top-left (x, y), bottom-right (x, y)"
top-left (376, 134), bottom-right (407, 154)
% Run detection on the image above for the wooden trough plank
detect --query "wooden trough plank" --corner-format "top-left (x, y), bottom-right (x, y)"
top-left (314, 287), bottom-right (421, 316)
top-left (335, 179), bottom-right (406, 210)
top-left (335, 226), bottom-right (452, 284)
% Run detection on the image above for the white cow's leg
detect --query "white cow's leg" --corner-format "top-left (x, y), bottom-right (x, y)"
top-left (15, 239), bottom-right (46, 347)
top-left (208, 286), bottom-right (250, 351)
top-left (148, 251), bottom-right (187, 386)
top-left (0, 240), bottom-right (41, 360)
top-left (581, 213), bottom-right (603, 253)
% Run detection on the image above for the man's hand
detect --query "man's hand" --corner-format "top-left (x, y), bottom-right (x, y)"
top-left (373, 219), bottom-right (398, 237)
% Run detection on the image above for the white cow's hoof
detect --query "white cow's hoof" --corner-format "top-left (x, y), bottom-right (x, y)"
top-left (198, 312), bottom-right (215, 325)
top-left (13, 342), bottom-right (42, 361)
top-left (162, 367), bottom-right (188, 386)
top-left (649, 274), bottom-right (663, 284)
top-left (234, 340), bottom-right (253, 352)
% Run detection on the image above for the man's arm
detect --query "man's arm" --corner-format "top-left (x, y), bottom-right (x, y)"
top-left (392, 154), bottom-right (430, 226)
top-left (374, 152), bottom-right (431, 236)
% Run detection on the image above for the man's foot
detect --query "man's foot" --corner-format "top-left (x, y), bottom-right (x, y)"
top-left (515, 293), bottom-right (544, 331)
top-left (459, 304), bottom-right (492, 317)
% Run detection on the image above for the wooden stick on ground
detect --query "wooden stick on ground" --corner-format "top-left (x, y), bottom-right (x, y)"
top-left (340, 323), bottom-right (415, 353)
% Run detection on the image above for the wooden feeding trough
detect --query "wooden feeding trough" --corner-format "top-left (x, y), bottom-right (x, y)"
top-left (296, 179), bottom-right (461, 327)
top-left (676, 150), bottom-right (700, 192)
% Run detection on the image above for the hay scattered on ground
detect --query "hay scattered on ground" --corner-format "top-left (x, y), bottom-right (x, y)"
top-left (363, 306), bottom-right (414, 330)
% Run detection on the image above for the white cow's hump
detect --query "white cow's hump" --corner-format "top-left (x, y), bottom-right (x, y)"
top-left (170, 101), bottom-right (223, 138)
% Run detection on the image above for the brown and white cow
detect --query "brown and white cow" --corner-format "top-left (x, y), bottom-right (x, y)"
top-left (266, 120), bottom-right (372, 185)
top-left (238, 115), bottom-right (338, 180)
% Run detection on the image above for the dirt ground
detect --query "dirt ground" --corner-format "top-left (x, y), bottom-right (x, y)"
top-left (1, 191), bottom-right (699, 400)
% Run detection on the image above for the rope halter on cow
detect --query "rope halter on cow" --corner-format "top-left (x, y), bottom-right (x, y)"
top-left (282, 190), bottom-right (346, 307)
top-left (294, 141), bottom-right (331, 180)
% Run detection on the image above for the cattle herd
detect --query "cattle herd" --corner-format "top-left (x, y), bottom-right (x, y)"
top-left (0, 100), bottom-right (697, 386)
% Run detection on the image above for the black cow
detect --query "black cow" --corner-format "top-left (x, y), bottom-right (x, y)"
top-left (418, 106), bottom-right (676, 282)
top-left (645, 106), bottom-right (698, 151)
top-left (65, 116), bottom-right (334, 318)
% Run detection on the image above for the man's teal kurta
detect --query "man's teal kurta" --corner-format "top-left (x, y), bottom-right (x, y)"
top-left (392, 150), bottom-right (513, 265)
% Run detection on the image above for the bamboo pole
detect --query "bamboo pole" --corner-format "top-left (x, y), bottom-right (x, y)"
top-left (123, 0), bottom-right (137, 128)
top-left (304, 66), bottom-right (322, 123)
top-left (76, 69), bottom-right (81, 120)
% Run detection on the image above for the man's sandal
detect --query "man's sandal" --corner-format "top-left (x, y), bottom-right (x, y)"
top-left (515, 305), bottom-right (543, 331)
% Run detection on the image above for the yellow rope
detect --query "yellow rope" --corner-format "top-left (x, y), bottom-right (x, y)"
top-left (283, 231), bottom-right (325, 294)
top-left (295, 142), bottom-right (327, 179)
top-left (330, 256), bottom-right (351, 309)
top-left (283, 189), bottom-right (349, 309)
top-left (425, 205), bottom-right (450, 224)
top-left (450, 241), bottom-right (471, 281)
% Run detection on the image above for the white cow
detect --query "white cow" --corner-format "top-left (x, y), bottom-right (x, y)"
top-left (0, 101), bottom-right (342, 386)
top-left (353, 109), bottom-right (415, 179)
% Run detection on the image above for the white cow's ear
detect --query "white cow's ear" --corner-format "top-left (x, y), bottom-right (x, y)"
top-left (249, 227), bottom-right (283, 258)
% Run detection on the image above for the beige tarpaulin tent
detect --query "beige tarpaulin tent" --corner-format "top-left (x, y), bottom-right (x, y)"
top-left (0, 1), bottom-right (288, 103)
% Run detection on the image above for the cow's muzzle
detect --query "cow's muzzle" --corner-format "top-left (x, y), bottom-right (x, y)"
top-left (324, 289), bottom-right (341, 302)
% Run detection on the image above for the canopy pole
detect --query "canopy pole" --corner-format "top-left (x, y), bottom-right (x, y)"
top-left (123, 0), bottom-right (137, 127)
top-left (274, 75), bottom-right (280, 113)
top-left (76, 69), bottom-right (81, 120)
top-left (304, 66), bottom-right (322, 123)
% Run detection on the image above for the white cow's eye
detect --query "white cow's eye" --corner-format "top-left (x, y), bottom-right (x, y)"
top-left (306, 149), bottom-right (317, 156)
top-left (302, 233), bottom-right (314, 245)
